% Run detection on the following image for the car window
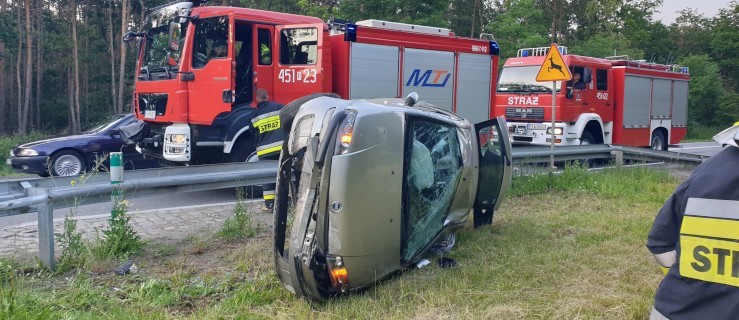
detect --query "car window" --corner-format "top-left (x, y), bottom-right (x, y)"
top-left (403, 119), bottom-right (463, 262)
top-left (84, 115), bottom-right (129, 134)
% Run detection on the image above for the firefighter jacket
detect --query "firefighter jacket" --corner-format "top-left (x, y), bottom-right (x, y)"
top-left (250, 100), bottom-right (285, 159)
top-left (647, 146), bottom-right (739, 320)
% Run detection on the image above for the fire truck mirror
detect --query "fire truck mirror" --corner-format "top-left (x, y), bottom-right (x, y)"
top-left (168, 22), bottom-right (181, 51)
top-left (122, 31), bottom-right (137, 44)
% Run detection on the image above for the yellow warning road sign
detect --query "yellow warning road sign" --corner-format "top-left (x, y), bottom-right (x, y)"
top-left (536, 44), bottom-right (572, 82)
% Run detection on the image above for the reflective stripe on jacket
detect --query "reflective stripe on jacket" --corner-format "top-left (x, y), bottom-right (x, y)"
top-left (250, 101), bottom-right (285, 159)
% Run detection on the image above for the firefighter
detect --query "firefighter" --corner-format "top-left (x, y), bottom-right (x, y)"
top-left (646, 123), bottom-right (739, 319)
top-left (250, 89), bottom-right (285, 211)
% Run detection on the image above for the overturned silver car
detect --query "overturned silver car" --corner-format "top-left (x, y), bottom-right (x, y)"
top-left (273, 94), bottom-right (512, 301)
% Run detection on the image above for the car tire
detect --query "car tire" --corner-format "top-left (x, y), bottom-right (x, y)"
top-left (50, 150), bottom-right (86, 177)
top-left (651, 131), bottom-right (666, 151)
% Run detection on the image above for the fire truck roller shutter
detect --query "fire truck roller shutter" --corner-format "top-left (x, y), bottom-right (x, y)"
top-left (456, 53), bottom-right (491, 122)
top-left (672, 81), bottom-right (689, 127)
top-left (651, 79), bottom-right (671, 119)
top-left (623, 76), bottom-right (651, 128)
top-left (349, 43), bottom-right (400, 99)
top-left (402, 48), bottom-right (455, 112)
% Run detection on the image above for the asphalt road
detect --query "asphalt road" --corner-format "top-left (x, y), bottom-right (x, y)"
top-left (669, 141), bottom-right (724, 157)
top-left (0, 141), bottom-right (725, 229)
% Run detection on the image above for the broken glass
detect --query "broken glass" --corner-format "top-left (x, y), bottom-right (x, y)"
top-left (403, 120), bottom-right (463, 261)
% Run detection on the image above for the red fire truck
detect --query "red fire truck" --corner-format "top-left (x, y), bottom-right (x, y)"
top-left (124, 1), bottom-right (500, 164)
top-left (495, 47), bottom-right (690, 150)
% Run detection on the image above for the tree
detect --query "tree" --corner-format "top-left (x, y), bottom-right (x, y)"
top-left (71, 0), bottom-right (82, 133)
top-left (486, 0), bottom-right (549, 61)
top-left (710, 2), bottom-right (739, 90)
top-left (117, 0), bottom-right (128, 114)
top-left (679, 55), bottom-right (724, 125)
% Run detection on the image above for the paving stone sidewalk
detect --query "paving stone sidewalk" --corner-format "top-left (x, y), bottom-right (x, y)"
top-left (0, 200), bottom-right (273, 263)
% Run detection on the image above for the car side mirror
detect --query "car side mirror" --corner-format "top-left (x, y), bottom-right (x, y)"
top-left (108, 129), bottom-right (121, 136)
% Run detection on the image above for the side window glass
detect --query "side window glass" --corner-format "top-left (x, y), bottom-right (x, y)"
top-left (567, 66), bottom-right (586, 99)
top-left (596, 69), bottom-right (608, 91)
top-left (280, 28), bottom-right (317, 65)
top-left (258, 29), bottom-right (272, 65)
top-left (403, 120), bottom-right (463, 262)
top-left (192, 16), bottom-right (229, 69)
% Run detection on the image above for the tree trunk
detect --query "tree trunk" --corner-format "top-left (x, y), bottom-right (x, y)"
top-left (35, 0), bottom-right (43, 130)
top-left (139, 0), bottom-right (145, 28)
top-left (117, 0), bottom-right (129, 114)
top-left (21, 0), bottom-right (33, 134)
top-left (16, 4), bottom-right (23, 133)
top-left (0, 42), bottom-right (6, 133)
top-left (107, 0), bottom-right (117, 113)
top-left (71, 0), bottom-right (81, 134)
top-left (68, 66), bottom-right (76, 132)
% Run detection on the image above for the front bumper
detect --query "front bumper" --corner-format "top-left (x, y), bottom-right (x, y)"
top-left (507, 122), bottom-right (569, 146)
top-left (8, 155), bottom-right (50, 175)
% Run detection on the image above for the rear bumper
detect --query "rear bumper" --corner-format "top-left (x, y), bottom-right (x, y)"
top-left (8, 156), bottom-right (50, 175)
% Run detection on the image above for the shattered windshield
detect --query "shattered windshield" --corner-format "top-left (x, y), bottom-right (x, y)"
top-left (403, 120), bottom-right (463, 262)
top-left (140, 3), bottom-right (191, 75)
top-left (497, 66), bottom-right (562, 93)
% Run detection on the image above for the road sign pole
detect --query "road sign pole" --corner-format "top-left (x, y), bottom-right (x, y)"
top-left (551, 81), bottom-right (556, 169)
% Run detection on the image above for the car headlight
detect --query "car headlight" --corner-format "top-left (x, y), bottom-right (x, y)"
top-left (16, 148), bottom-right (38, 157)
top-left (546, 127), bottom-right (564, 135)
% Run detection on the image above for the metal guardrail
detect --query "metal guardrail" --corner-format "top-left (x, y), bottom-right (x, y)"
top-left (0, 161), bottom-right (278, 268)
top-left (0, 144), bottom-right (709, 269)
top-left (510, 144), bottom-right (708, 165)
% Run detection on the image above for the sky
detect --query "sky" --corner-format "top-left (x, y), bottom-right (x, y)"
top-left (653, 0), bottom-right (734, 24)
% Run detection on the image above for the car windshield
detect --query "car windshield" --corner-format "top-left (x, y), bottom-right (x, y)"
top-left (139, 3), bottom-right (190, 75)
top-left (497, 66), bottom-right (562, 93)
top-left (84, 115), bottom-right (128, 134)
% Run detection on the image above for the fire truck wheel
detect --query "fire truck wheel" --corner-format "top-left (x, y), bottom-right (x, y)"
top-left (651, 131), bottom-right (666, 151)
top-left (580, 131), bottom-right (596, 145)
top-left (281, 93), bottom-right (339, 132)
top-left (228, 142), bottom-right (262, 198)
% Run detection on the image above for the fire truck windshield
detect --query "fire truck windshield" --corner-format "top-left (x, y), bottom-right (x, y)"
top-left (497, 66), bottom-right (562, 93)
top-left (139, 3), bottom-right (191, 77)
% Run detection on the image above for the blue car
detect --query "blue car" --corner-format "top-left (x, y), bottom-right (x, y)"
top-left (8, 114), bottom-right (159, 177)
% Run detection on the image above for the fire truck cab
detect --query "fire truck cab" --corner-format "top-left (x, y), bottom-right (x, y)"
top-left (127, 1), bottom-right (500, 165)
top-left (495, 47), bottom-right (690, 149)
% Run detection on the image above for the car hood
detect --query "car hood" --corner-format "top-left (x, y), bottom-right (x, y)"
top-left (17, 134), bottom-right (100, 150)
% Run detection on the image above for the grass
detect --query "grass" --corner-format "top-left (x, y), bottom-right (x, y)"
top-left (0, 132), bottom-right (47, 176)
top-left (682, 123), bottom-right (725, 142)
top-left (0, 165), bottom-right (682, 319)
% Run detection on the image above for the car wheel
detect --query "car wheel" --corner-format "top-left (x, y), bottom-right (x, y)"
top-left (51, 150), bottom-right (86, 177)
top-left (651, 131), bottom-right (666, 151)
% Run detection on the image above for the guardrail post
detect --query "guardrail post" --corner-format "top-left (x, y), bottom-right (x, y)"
top-left (29, 187), bottom-right (54, 270)
top-left (110, 152), bottom-right (123, 218)
top-left (612, 150), bottom-right (624, 166)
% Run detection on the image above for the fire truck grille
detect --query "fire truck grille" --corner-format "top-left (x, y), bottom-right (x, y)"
top-left (505, 107), bottom-right (544, 120)
top-left (138, 93), bottom-right (168, 117)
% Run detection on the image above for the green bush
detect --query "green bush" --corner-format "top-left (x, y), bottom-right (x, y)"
top-left (0, 132), bottom-right (47, 176)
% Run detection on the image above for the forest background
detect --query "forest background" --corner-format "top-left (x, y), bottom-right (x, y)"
top-left (0, 0), bottom-right (736, 135)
